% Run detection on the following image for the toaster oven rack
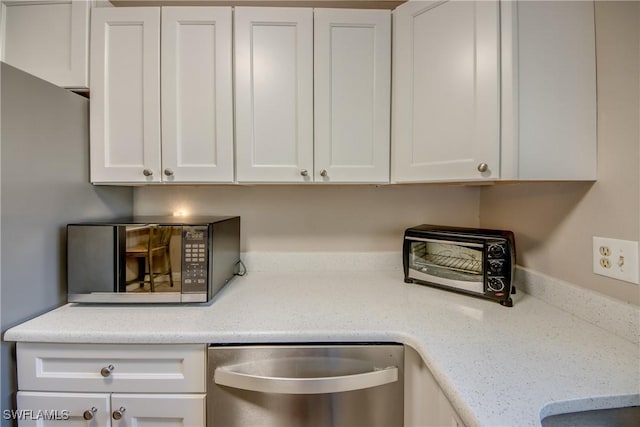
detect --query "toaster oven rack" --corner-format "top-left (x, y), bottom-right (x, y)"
top-left (423, 253), bottom-right (482, 274)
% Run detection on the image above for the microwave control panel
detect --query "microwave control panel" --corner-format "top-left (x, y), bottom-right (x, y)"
top-left (182, 225), bottom-right (209, 293)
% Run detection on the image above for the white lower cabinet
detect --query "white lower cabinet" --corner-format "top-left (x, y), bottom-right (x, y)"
top-left (15, 343), bottom-right (206, 427)
top-left (404, 346), bottom-right (465, 427)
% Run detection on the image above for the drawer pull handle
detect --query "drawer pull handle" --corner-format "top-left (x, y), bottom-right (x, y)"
top-left (100, 364), bottom-right (115, 377)
top-left (112, 407), bottom-right (126, 420)
top-left (83, 407), bottom-right (97, 421)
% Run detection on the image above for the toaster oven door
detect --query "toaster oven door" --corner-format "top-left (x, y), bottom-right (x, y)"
top-left (406, 237), bottom-right (485, 294)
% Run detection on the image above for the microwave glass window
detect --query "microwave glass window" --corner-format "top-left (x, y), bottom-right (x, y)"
top-left (409, 240), bottom-right (483, 284)
top-left (124, 225), bottom-right (182, 293)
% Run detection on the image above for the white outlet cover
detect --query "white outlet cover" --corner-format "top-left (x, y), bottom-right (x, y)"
top-left (592, 236), bottom-right (640, 284)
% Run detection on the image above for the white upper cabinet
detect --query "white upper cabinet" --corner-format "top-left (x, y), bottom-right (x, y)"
top-left (234, 7), bottom-right (314, 183)
top-left (90, 6), bottom-right (233, 184)
top-left (0, 0), bottom-right (96, 89)
top-left (501, 0), bottom-right (597, 180)
top-left (392, 0), bottom-right (500, 183)
top-left (314, 9), bottom-right (391, 184)
top-left (90, 7), bottom-right (161, 183)
top-left (161, 7), bottom-right (234, 183)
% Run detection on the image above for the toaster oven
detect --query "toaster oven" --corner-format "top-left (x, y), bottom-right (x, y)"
top-left (403, 225), bottom-right (516, 306)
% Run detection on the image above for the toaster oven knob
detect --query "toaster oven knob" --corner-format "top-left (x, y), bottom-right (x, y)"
top-left (488, 243), bottom-right (505, 259)
top-left (488, 277), bottom-right (505, 292)
top-left (489, 260), bottom-right (503, 274)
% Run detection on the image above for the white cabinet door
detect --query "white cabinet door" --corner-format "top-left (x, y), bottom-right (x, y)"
top-left (404, 346), bottom-right (465, 427)
top-left (111, 394), bottom-right (205, 427)
top-left (314, 9), bottom-right (391, 184)
top-left (90, 7), bottom-right (161, 183)
top-left (234, 7), bottom-right (313, 183)
top-left (161, 7), bottom-right (234, 183)
top-left (1, 0), bottom-right (91, 89)
top-left (392, 0), bottom-right (500, 183)
top-left (17, 391), bottom-right (111, 427)
top-left (500, 0), bottom-right (597, 180)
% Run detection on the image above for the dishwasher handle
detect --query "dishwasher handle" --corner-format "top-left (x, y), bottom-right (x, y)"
top-left (214, 365), bottom-right (398, 395)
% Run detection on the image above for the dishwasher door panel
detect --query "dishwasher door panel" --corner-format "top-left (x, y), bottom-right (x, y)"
top-left (207, 344), bottom-right (404, 427)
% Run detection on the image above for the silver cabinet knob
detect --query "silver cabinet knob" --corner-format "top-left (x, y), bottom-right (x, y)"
top-left (477, 163), bottom-right (489, 173)
top-left (300, 169), bottom-right (309, 177)
top-left (112, 407), bottom-right (126, 421)
top-left (142, 169), bottom-right (153, 177)
top-left (100, 364), bottom-right (115, 377)
top-left (164, 168), bottom-right (174, 177)
top-left (83, 407), bottom-right (97, 421)
top-left (320, 169), bottom-right (328, 177)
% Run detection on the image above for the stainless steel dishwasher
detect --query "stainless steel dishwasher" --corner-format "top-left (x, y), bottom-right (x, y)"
top-left (207, 344), bottom-right (404, 427)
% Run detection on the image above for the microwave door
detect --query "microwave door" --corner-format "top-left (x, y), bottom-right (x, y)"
top-left (407, 238), bottom-right (484, 294)
top-left (123, 225), bottom-right (182, 295)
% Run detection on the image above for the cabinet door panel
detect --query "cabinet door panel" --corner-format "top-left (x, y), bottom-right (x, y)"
top-left (90, 7), bottom-right (161, 183)
top-left (314, 9), bottom-right (391, 183)
top-left (393, 0), bottom-right (499, 182)
top-left (235, 7), bottom-right (313, 183)
top-left (501, 0), bottom-right (597, 180)
top-left (2, 0), bottom-right (90, 88)
top-left (111, 394), bottom-right (205, 427)
top-left (161, 7), bottom-right (234, 183)
top-left (17, 391), bottom-right (111, 427)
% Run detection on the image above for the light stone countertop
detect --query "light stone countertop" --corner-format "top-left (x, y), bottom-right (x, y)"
top-left (4, 270), bottom-right (640, 426)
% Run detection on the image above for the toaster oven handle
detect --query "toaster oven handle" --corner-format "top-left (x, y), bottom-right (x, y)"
top-left (214, 365), bottom-right (398, 395)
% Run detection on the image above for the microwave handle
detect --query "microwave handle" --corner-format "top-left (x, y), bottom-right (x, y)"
top-left (214, 365), bottom-right (398, 395)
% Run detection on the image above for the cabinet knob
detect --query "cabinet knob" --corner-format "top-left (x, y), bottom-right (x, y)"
top-left (164, 168), bottom-right (174, 177)
top-left (83, 407), bottom-right (97, 421)
top-left (143, 169), bottom-right (153, 177)
top-left (320, 169), bottom-right (328, 178)
top-left (477, 163), bottom-right (489, 173)
top-left (300, 169), bottom-right (309, 177)
top-left (100, 364), bottom-right (115, 377)
top-left (112, 407), bottom-right (126, 421)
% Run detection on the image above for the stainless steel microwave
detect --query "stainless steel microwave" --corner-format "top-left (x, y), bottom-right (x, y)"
top-left (403, 225), bottom-right (516, 307)
top-left (67, 216), bottom-right (240, 303)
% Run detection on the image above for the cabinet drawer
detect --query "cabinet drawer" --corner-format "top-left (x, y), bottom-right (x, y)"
top-left (17, 343), bottom-right (206, 393)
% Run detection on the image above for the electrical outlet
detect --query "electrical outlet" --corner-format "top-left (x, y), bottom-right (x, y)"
top-left (593, 237), bottom-right (640, 284)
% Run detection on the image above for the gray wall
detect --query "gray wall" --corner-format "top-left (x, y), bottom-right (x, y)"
top-left (0, 63), bottom-right (133, 423)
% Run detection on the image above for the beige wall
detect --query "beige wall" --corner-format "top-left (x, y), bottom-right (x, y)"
top-left (135, 185), bottom-right (480, 252)
top-left (480, 1), bottom-right (640, 305)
